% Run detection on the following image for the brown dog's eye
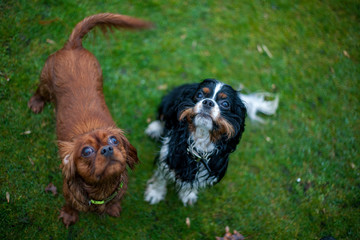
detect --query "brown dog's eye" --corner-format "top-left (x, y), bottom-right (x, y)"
top-left (81, 146), bottom-right (95, 157)
top-left (108, 136), bottom-right (119, 146)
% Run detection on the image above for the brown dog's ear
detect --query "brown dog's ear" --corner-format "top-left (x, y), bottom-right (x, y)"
top-left (126, 142), bottom-right (139, 170)
top-left (58, 141), bottom-right (76, 179)
top-left (110, 128), bottom-right (139, 169)
top-left (118, 135), bottom-right (139, 170)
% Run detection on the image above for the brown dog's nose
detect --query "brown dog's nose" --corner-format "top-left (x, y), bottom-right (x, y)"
top-left (101, 145), bottom-right (113, 157)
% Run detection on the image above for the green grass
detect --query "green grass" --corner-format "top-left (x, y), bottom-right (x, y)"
top-left (1, 0), bottom-right (359, 239)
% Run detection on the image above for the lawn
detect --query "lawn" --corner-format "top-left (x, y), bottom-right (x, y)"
top-left (1, 0), bottom-right (359, 239)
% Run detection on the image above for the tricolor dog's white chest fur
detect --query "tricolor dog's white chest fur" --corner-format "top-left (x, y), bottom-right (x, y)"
top-left (189, 127), bottom-right (215, 154)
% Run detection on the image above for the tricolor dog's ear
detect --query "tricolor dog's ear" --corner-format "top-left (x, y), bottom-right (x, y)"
top-left (58, 141), bottom-right (76, 180)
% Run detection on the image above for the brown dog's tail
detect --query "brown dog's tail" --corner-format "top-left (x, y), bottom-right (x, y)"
top-left (64, 13), bottom-right (152, 49)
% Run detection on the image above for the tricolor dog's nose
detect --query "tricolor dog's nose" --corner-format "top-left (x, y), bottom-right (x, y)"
top-left (202, 99), bottom-right (215, 109)
top-left (101, 145), bottom-right (113, 157)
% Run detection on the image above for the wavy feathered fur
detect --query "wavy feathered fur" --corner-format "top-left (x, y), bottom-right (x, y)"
top-left (28, 13), bottom-right (148, 226)
top-left (65, 13), bottom-right (152, 49)
top-left (145, 79), bottom-right (247, 206)
top-left (159, 80), bottom-right (245, 183)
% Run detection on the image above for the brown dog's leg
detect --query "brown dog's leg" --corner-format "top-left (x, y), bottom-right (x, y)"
top-left (28, 60), bottom-right (52, 113)
top-left (59, 205), bottom-right (79, 228)
top-left (28, 93), bottom-right (47, 113)
top-left (105, 201), bottom-right (122, 217)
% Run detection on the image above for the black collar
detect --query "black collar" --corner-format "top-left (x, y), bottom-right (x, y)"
top-left (186, 144), bottom-right (212, 172)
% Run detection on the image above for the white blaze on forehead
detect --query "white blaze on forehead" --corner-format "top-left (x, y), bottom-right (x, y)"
top-left (211, 82), bottom-right (224, 100)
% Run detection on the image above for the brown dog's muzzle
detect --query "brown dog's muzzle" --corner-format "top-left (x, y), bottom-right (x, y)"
top-left (100, 145), bottom-right (113, 157)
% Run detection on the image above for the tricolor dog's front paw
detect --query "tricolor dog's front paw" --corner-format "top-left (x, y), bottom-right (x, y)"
top-left (179, 188), bottom-right (198, 206)
top-left (144, 178), bottom-right (167, 204)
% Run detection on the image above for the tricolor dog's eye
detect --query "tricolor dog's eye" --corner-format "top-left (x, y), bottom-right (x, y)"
top-left (220, 101), bottom-right (230, 109)
top-left (108, 136), bottom-right (119, 146)
top-left (81, 146), bottom-right (95, 157)
top-left (196, 92), bottom-right (204, 99)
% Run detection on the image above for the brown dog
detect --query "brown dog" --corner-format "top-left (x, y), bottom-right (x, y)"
top-left (28, 13), bottom-right (151, 227)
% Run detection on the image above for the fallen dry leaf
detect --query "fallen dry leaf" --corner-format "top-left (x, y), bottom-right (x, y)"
top-left (157, 84), bottom-right (168, 91)
top-left (186, 217), bottom-right (190, 227)
top-left (28, 156), bottom-right (34, 165)
top-left (21, 130), bottom-right (31, 135)
top-left (6, 192), bottom-right (10, 203)
top-left (343, 50), bottom-right (350, 58)
top-left (192, 40), bottom-right (197, 48)
top-left (0, 72), bottom-right (10, 81)
top-left (46, 39), bottom-right (56, 45)
top-left (201, 50), bottom-right (210, 56)
top-left (45, 183), bottom-right (57, 196)
top-left (262, 44), bottom-right (273, 58)
top-left (303, 180), bottom-right (312, 192)
top-left (38, 18), bottom-right (59, 25)
top-left (238, 83), bottom-right (245, 91)
top-left (216, 226), bottom-right (245, 240)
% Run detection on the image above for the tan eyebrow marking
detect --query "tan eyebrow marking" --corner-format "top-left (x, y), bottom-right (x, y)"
top-left (202, 87), bottom-right (210, 94)
top-left (218, 92), bottom-right (227, 99)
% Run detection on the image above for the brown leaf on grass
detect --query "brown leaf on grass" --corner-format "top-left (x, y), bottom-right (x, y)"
top-left (45, 183), bottom-right (57, 196)
top-left (262, 44), bottom-right (273, 58)
top-left (38, 18), bottom-right (59, 25)
top-left (216, 226), bottom-right (245, 240)
top-left (271, 84), bottom-right (277, 91)
top-left (28, 156), bottom-right (34, 165)
top-left (238, 83), bottom-right (245, 91)
top-left (343, 50), bottom-right (350, 58)
top-left (6, 192), bottom-right (10, 203)
top-left (46, 39), bottom-right (56, 45)
top-left (157, 84), bottom-right (168, 90)
top-left (303, 180), bottom-right (312, 192)
top-left (186, 217), bottom-right (190, 227)
top-left (350, 162), bottom-right (356, 169)
top-left (0, 71), bottom-right (10, 81)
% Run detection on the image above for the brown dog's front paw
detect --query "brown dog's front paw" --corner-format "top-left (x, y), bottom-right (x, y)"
top-left (106, 202), bottom-right (122, 217)
top-left (28, 95), bottom-right (45, 114)
top-left (59, 206), bottom-right (79, 228)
